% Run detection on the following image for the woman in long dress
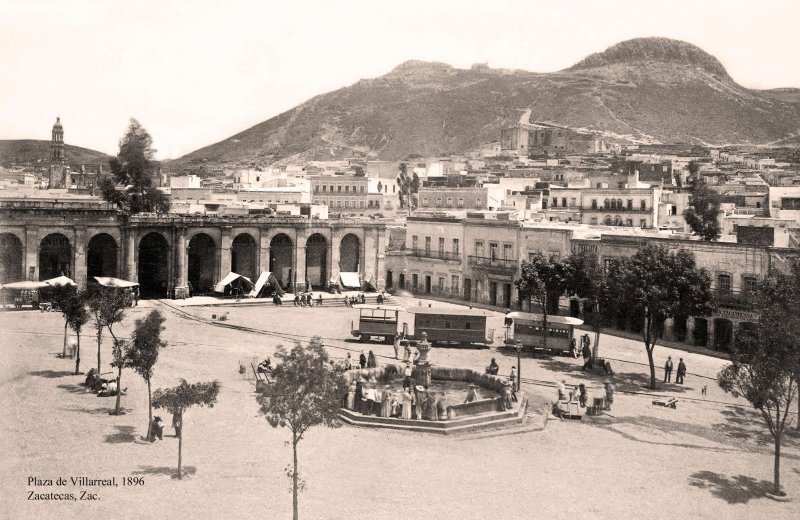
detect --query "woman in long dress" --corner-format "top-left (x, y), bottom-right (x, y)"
top-left (346, 382), bottom-right (356, 410)
top-left (367, 350), bottom-right (376, 368)
top-left (401, 388), bottom-right (413, 419)
top-left (380, 386), bottom-right (392, 417)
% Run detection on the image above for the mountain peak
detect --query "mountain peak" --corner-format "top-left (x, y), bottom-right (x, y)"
top-left (567, 37), bottom-right (730, 79)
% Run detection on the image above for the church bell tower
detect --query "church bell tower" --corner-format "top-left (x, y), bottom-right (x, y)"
top-left (49, 117), bottom-right (68, 188)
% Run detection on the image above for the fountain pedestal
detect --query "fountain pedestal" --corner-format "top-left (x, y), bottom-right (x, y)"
top-left (415, 332), bottom-right (432, 388)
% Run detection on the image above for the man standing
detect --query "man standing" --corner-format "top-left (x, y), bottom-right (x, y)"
top-left (359, 350), bottom-right (367, 369)
top-left (676, 358), bottom-right (686, 384)
top-left (403, 362), bottom-right (413, 390)
top-left (664, 356), bottom-right (674, 383)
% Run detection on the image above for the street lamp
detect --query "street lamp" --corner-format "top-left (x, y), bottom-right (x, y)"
top-left (514, 341), bottom-right (522, 392)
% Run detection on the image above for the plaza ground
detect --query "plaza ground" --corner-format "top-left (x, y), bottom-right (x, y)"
top-left (1, 296), bottom-right (799, 519)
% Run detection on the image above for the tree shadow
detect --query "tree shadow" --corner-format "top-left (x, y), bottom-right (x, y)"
top-left (104, 425), bottom-right (137, 444)
top-left (62, 406), bottom-right (131, 416)
top-left (30, 370), bottom-right (75, 378)
top-left (132, 465), bottom-right (197, 480)
top-left (57, 383), bottom-right (91, 395)
top-left (714, 407), bottom-right (800, 448)
top-left (601, 416), bottom-right (738, 453)
top-left (538, 358), bottom-right (691, 394)
top-left (688, 471), bottom-right (773, 504)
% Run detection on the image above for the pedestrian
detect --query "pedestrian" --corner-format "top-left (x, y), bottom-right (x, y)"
top-left (367, 350), bottom-right (376, 368)
top-left (346, 381), bottom-right (356, 410)
top-left (380, 386), bottom-right (392, 417)
top-left (317, 294), bottom-right (323, 306)
top-left (664, 356), bottom-right (673, 383)
top-left (604, 382), bottom-right (614, 411)
top-left (344, 352), bottom-right (352, 370)
top-left (676, 358), bottom-right (686, 384)
top-left (401, 387), bottom-right (413, 419)
top-left (578, 384), bottom-right (587, 408)
top-left (465, 383), bottom-right (479, 403)
top-left (403, 343), bottom-right (412, 363)
top-left (354, 379), bottom-right (364, 412)
top-left (365, 384), bottom-right (377, 415)
top-left (403, 362), bottom-right (412, 389)
top-left (393, 334), bottom-right (400, 359)
top-left (509, 366), bottom-right (517, 392)
top-left (581, 341), bottom-right (592, 361)
top-left (569, 337), bottom-right (578, 358)
top-left (359, 350), bottom-right (367, 369)
top-left (172, 412), bottom-right (182, 438)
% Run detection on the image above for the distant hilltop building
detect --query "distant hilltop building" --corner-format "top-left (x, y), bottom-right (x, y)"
top-left (501, 121), bottom-right (607, 156)
top-left (49, 117), bottom-right (69, 188)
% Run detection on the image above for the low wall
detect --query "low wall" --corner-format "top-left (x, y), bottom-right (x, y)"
top-left (446, 397), bottom-right (502, 418)
top-left (429, 367), bottom-right (506, 393)
top-left (344, 365), bottom-right (402, 384)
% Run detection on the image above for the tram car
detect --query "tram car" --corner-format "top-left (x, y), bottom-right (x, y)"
top-left (403, 307), bottom-right (494, 348)
top-left (502, 312), bottom-right (584, 355)
top-left (351, 306), bottom-right (399, 343)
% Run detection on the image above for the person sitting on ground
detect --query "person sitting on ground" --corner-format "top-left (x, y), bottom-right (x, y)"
top-left (149, 416), bottom-right (164, 442)
top-left (465, 383), bottom-right (479, 403)
top-left (487, 358), bottom-right (499, 375)
top-left (84, 368), bottom-right (98, 387)
top-left (306, 293), bottom-right (313, 307)
top-left (97, 380), bottom-right (126, 397)
top-left (293, 294), bottom-right (301, 306)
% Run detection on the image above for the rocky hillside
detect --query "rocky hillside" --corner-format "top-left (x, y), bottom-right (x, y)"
top-left (170, 38), bottom-right (800, 170)
top-left (0, 140), bottom-right (112, 168)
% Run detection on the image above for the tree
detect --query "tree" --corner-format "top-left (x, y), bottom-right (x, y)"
top-left (110, 339), bottom-right (128, 415)
top-left (101, 119), bottom-right (168, 214)
top-left (256, 337), bottom-right (347, 520)
top-left (152, 379), bottom-right (220, 479)
top-left (683, 182), bottom-right (722, 241)
top-left (396, 162), bottom-right (420, 214)
top-left (87, 288), bottom-right (128, 374)
top-left (564, 249), bottom-right (606, 357)
top-left (51, 284), bottom-right (81, 358)
top-left (515, 253), bottom-right (569, 352)
top-left (604, 245), bottom-right (713, 389)
top-left (126, 310), bottom-right (167, 439)
top-left (64, 291), bottom-right (90, 375)
top-left (352, 165), bottom-right (365, 177)
top-left (717, 267), bottom-right (800, 495)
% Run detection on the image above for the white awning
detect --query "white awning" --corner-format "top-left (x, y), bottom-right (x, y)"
top-left (94, 276), bottom-right (138, 288)
top-left (250, 271), bottom-right (272, 297)
top-left (339, 272), bottom-right (361, 290)
top-left (214, 272), bottom-right (254, 293)
top-left (0, 280), bottom-right (50, 290)
top-left (45, 276), bottom-right (77, 287)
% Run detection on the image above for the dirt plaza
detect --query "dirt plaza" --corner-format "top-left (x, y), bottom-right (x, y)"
top-left (2, 298), bottom-right (799, 520)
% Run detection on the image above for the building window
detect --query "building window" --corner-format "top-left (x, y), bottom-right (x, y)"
top-left (345, 186), bottom-right (349, 193)
top-left (344, 200), bottom-right (350, 208)
top-left (452, 238), bottom-right (459, 255)
top-left (458, 198), bottom-right (464, 208)
top-left (742, 275), bottom-right (758, 295)
top-left (451, 275), bottom-right (459, 293)
top-left (359, 200), bottom-right (364, 209)
top-left (561, 197), bottom-right (567, 207)
top-left (438, 277), bottom-right (445, 293)
top-left (424, 236), bottom-right (431, 252)
top-left (438, 237), bottom-right (445, 252)
top-left (571, 197), bottom-right (577, 207)
top-left (476, 199), bottom-right (483, 208)
top-left (591, 199), bottom-right (597, 209)
top-left (552, 197), bottom-right (558, 208)
top-left (503, 244), bottom-right (512, 260)
top-left (626, 218), bottom-right (633, 227)
top-left (436, 197), bottom-right (442, 206)
top-left (376, 200), bottom-right (381, 208)
top-left (627, 199), bottom-right (633, 210)
top-left (639, 219), bottom-right (646, 228)
top-left (360, 185), bottom-right (364, 193)
top-left (604, 199), bottom-right (610, 209)
top-left (640, 200), bottom-right (646, 210)
top-left (446, 197), bottom-right (452, 207)
top-left (489, 242), bottom-right (498, 260)
top-left (322, 185), bottom-right (326, 193)
top-left (423, 198), bottom-right (429, 206)
top-left (337, 186), bottom-right (341, 193)
top-left (717, 273), bottom-right (732, 293)
top-left (475, 241), bottom-right (484, 257)
top-left (315, 185), bottom-right (319, 193)
top-left (411, 235), bottom-right (418, 250)
top-left (412, 274), bottom-right (419, 291)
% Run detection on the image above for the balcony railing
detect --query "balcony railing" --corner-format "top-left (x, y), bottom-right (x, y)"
top-left (713, 289), bottom-right (755, 309)
top-left (468, 255), bottom-right (517, 270)
top-left (406, 248), bottom-right (461, 261)
top-left (582, 206), bottom-right (650, 213)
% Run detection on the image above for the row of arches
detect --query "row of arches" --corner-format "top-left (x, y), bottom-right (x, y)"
top-left (0, 231), bottom-right (363, 298)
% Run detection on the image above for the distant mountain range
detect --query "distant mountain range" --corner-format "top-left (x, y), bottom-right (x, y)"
top-left (167, 37), bottom-right (800, 171)
top-left (0, 140), bottom-right (112, 168)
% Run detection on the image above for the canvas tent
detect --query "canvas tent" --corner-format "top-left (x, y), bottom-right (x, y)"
top-left (250, 272), bottom-right (284, 298)
top-left (94, 276), bottom-right (139, 288)
top-left (214, 272), bottom-right (254, 295)
top-left (339, 272), bottom-right (361, 290)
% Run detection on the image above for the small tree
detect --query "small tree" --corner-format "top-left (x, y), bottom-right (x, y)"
top-left (152, 379), bottom-right (220, 479)
top-left (516, 253), bottom-right (569, 352)
top-left (604, 245), bottom-right (713, 389)
top-left (257, 337), bottom-right (347, 520)
top-left (126, 310), bottom-right (167, 439)
top-left (683, 182), bottom-right (722, 241)
top-left (396, 162), bottom-right (420, 215)
top-left (110, 339), bottom-right (128, 415)
top-left (65, 292), bottom-right (90, 375)
top-left (564, 249), bottom-right (606, 357)
top-left (718, 287), bottom-right (800, 496)
top-left (87, 288), bottom-right (127, 374)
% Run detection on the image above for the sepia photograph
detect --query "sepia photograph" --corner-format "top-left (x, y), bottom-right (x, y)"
top-left (1, 1), bottom-right (800, 518)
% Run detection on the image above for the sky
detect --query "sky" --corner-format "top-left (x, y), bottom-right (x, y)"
top-left (2, 0), bottom-right (799, 159)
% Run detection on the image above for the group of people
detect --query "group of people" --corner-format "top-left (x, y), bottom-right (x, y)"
top-left (84, 368), bottom-right (126, 397)
top-left (343, 293), bottom-right (368, 307)
top-left (292, 292), bottom-right (323, 307)
top-left (345, 378), bottom-right (446, 421)
top-left (664, 356), bottom-right (687, 384)
top-left (556, 379), bottom-right (614, 410)
top-left (147, 413), bottom-right (182, 442)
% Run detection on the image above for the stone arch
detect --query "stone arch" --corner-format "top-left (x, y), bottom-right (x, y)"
top-left (39, 233), bottom-right (72, 280)
top-left (613, 215), bottom-right (623, 226)
top-left (603, 216), bottom-right (612, 226)
top-left (188, 233), bottom-right (216, 295)
top-left (305, 233), bottom-right (328, 289)
top-left (87, 233), bottom-right (118, 280)
top-left (269, 233), bottom-right (293, 289)
top-left (0, 232), bottom-right (24, 284)
top-left (339, 233), bottom-right (360, 273)
top-left (231, 233), bottom-right (258, 281)
top-left (714, 318), bottom-right (734, 351)
top-left (138, 232), bottom-right (169, 298)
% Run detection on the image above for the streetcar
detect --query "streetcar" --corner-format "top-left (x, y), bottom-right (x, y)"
top-left (350, 306), bottom-right (399, 343)
top-left (403, 307), bottom-right (494, 348)
top-left (502, 312), bottom-right (583, 355)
